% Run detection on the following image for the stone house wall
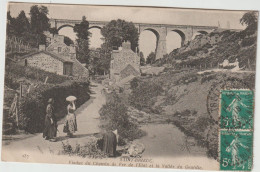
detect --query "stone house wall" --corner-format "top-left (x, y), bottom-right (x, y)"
top-left (110, 41), bottom-right (140, 82)
top-left (26, 52), bottom-right (64, 75)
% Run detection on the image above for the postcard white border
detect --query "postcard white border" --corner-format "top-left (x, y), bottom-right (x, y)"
top-left (0, 0), bottom-right (260, 172)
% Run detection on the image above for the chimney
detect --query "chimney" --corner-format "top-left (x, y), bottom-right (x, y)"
top-left (122, 41), bottom-right (131, 50)
top-left (39, 44), bottom-right (46, 51)
top-left (69, 44), bottom-right (76, 59)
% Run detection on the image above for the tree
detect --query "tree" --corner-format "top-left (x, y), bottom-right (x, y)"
top-left (240, 11), bottom-right (258, 34)
top-left (73, 16), bottom-right (91, 64)
top-left (49, 27), bottom-right (58, 35)
top-left (15, 11), bottom-right (30, 35)
top-left (146, 52), bottom-right (156, 64)
top-left (140, 52), bottom-right (145, 66)
top-left (101, 19), bottom-right (139, 52)
top-left (30, 5), bottom-right (50, 34)
top-left (6, 11), bottom-right (16, 36)
top-left (64, 36), bottom-right (74, 46)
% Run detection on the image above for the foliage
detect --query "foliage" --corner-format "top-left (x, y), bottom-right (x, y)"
top-left (18, 81), bottom-right (90, 133)
top-left (99, 92), bottom-right (144, 141)
top-left (200, 74), bottom-right (217, 84)
top-left (101, 19), bottom-right (139, 52)
top-left (89, 47), bottom-right (111, 75)
top-left (73, 16), bottom-right (91, 64)
top-left (30, 5), bottom-right (50, 34)
top-left (240, 11), bottom-right (258, 35)
top-left (146, 52), bottom-right (156, 64)
top-left (139, 52), bottom-right (145, 66)
top-left (64, 36), bottom-right (74, 46)
top-left (241, 36), bottom-right (257, 47)
top-left (14, 11), bottom-right (30, 35)
top-left (61, 140), bottom-right (107, 158)
top-left (176, 73), bottom-right (198, 85)
top-left (6, 5), bottom-right (50, 48)
top-left (129, 80), bottom-right (163, 112)
top-left (49, 27), bottom-right (58, 35)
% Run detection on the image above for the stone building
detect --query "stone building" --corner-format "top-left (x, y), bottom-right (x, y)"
top-left (21, 50), bottom-right (73, 75)
top-left (110, 41), bottom-right (140, 82)
top-left (20, 32), bottom-right (89, 78)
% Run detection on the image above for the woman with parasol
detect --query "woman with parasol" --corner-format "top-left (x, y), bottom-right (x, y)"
top-left (63, 96), bottom-right (77, 137)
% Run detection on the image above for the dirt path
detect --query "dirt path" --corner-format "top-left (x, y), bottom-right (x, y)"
top-left (2, 83), bottom-right (105, 161)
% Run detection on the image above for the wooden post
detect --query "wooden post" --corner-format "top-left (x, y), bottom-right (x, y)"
top-left (44, 76), bottom-right (49, 84)
top-left (19, 82), bottom-right (22, 98)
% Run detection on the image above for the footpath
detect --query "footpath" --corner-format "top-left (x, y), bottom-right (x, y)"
top-left (2, 83), bottom-right (106, 162)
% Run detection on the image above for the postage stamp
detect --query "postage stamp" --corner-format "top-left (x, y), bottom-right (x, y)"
top-left (220, 90), bottom-right (254, 129)
top-left (220, 130), bottom-right (253, 171)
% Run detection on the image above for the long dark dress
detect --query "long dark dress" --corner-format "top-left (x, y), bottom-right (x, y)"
top-left (43, 104), bottom-right (57, 139)
top-left (102, 131), bottom-right (117, 157)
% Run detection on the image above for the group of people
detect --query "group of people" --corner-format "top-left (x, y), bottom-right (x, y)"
top-left (42, 96), bottom-right (119, 157)
top-left (43, 97), bottom-right (77, 142)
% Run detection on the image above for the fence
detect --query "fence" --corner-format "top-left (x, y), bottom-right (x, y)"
top-left (6, 36), bottom-right (33, 53)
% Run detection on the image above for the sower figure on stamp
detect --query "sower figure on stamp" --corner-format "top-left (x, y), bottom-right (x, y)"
top-left (63, 96), bottom-right (77, 137)
top-left (226, 134), bottom-right (249, 169)
top-left (226, 95), bottom-right (249, 125)
top-left (43, 98), bottom-right (57, 142)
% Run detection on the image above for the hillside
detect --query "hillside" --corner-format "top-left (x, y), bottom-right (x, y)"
top-left (158, 28), bottom-right (257, 71)
top-left (110, 26), bottom-right (257, 160)
top-left (127, 69), bottom-right (255, 159)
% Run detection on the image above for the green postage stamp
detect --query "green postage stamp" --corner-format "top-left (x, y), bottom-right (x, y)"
top-left (220, 130), bottom-right (253, 171)
top-left (220, 90), bottom-right (254, 129)
top-left (220, 89), bottom-right (254, 171)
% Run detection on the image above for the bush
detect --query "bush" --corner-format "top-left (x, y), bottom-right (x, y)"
top-left (241, 36), bottom-right (257, 47)
top-left (129, 80), bottom-right (163, 112)
top-left (176, 73), bottom-right (198, 85)
top-left (100, 92), bottom-right (145, 141)
top-left (18, 81), bottom-right (90, 133)
top-left (60, 140), bottom-right (107, 158)
top-left (200, 74), bottom-right (217, 84)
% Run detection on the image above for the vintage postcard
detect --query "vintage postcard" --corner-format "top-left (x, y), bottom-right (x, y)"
top-left (1, 2), bottom-right (258, 171)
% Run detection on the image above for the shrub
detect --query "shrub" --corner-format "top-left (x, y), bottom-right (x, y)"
top-left (18, 81), bottom-right (90, 133)
top-left (241, 36), bottom-right (257, 47)
top-left (129, 80), bottom-right (163, 112)
top-left (100, 92), bottom-right (145, 141)
top-left (200, 74), bottom-right (217, 84)
top-left (60, 140), bottom-right (107, 158)
top-left (176, 73), bottom-right (198, 85)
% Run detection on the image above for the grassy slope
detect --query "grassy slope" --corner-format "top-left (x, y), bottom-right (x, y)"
top-left (130, 69), bottom-right (255, 159)
top-left (128, 27), bottom-right (257, 159)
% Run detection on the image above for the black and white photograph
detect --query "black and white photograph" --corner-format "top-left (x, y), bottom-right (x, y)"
top-left (0, 1), bottom-right (259, 171)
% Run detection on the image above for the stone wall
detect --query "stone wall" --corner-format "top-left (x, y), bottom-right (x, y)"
top-left (110, 41), bottom-right (140, 82)
top-left (26, 52), bottom-right (64, 75)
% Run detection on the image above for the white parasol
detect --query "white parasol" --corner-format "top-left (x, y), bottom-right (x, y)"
top-left (66, 96), bottom-right (77, 102)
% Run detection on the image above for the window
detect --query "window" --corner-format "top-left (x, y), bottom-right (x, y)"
top-left (58, 47), bottom-right (62, 53)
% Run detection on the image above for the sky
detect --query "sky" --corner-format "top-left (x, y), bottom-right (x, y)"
top-left (8, 2), bottom-right (247, 58)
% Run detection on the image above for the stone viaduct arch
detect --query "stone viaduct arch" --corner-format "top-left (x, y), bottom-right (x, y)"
top-left (50, 19), bottom-right (218, 60)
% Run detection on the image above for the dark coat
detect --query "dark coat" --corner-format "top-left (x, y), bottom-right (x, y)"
top-left (102, 131), bottom-right (117, 157)
top-left (43, 104), bottom-right (57, 139)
